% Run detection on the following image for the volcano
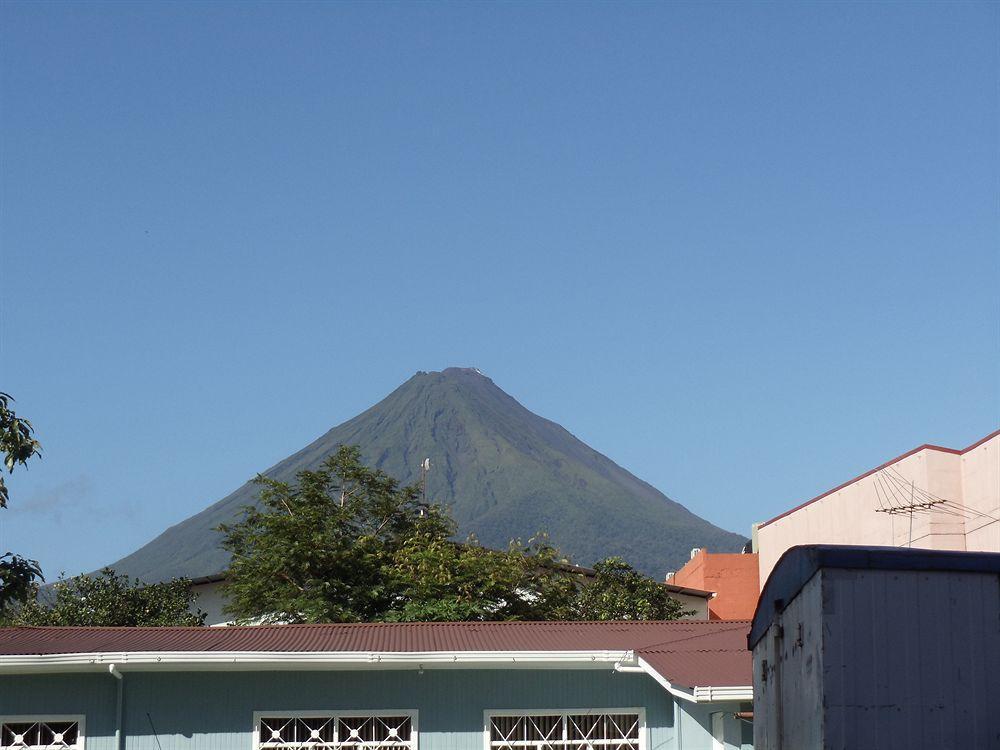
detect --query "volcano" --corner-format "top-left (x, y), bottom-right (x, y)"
top-left (108, 368), bottom-right (745, 580)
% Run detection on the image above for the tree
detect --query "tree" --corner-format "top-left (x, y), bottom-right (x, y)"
top-left (0, 553), bottom-right (44, 616)
top-left (219, 446), bottom-right (696, 624)
top-left (384, 533), bottom-right (577, 622)
top-left (573, 557), bottom-right (695, 620)
top-left (10, 568), bottom-right (205, 626)
top-left (0, 392), bottom-right (44, 616)
top-left (219, 446), bottom-right (579, 623)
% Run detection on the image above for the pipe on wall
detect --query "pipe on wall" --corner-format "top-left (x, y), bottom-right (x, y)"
top-left (108, 664), bottom-right (124, 750)
top-left (673, 698), bottom-right (682, 750)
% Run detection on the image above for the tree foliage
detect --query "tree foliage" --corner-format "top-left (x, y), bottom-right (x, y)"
top-left (0, 392), bottom-right (44, 615)
top-left (0, 392), bottom-right (41, 509)
top-left (572, 557), bottom-right (695, 620)
top-left (220, 446), bottom-right (575, 623)
top-left (220, 446), bottom-right (690, 624)
top-left (221, 446), bottom-right (449, 622)
top-left (10, 568), bottom-right (205, 626)
top-left (384, 533), bottom-right (576, 622)
top-left (0, 553), bottom-right (43, 615)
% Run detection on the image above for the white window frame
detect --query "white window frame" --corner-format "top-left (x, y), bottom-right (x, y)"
top-left (0, 716), bottom-right (85, 750)
top-left (483, 709), bottom-right (646, 750)
top-left (252, 711), bottom-right (418, 750)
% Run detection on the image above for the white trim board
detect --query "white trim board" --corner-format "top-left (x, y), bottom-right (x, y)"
top-left (0, 650), bottom-right (752, 705)
top-left (0, 650), bottom-right (631, 673)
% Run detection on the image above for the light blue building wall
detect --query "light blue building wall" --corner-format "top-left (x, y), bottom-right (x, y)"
top-left (0, 670), bottom-right (750, 750)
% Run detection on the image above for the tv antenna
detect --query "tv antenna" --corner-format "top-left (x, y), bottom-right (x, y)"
top-left (420, 458), bottom-right (431, 504)
top-left (870, 462), bottom-right (1000, 549)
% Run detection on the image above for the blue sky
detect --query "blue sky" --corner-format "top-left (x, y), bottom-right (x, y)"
top-left (1, 1), bottom-right (997, 578)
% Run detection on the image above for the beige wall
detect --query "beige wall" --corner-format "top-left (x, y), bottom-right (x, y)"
top-left (756, 431), bottom-right (1000, 585)
top-left (670, 591), bottom-right (711, 619)
top-left (190, 579), bottom-right (231, 626)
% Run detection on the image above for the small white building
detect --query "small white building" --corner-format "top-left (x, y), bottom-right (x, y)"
top-left (187, 572), bottom-right (229, 625)
top-left (749, 545), bottom-right (1000, 750)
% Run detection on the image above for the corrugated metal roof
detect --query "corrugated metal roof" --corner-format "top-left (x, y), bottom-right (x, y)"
top-left (641, 650), bottom-right (751, 689)
top-left (0, 620), bottom-right (751, 689)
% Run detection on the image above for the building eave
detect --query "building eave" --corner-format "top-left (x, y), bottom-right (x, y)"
top-left (0, 649), bottom-right (633, 674)
top-left (633, 656), bottom-right (752, 704)
top-left (0, 648), bottom-right (751, 704)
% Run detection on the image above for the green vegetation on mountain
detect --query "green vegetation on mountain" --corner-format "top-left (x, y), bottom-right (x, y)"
top-left (108, 368), bottom-right (745, 581)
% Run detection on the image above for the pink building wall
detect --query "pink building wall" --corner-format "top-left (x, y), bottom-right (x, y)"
top-left (756, 429), bottom-right (1000, 585)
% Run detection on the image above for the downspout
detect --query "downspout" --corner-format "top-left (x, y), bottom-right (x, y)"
top-left (614, 653), bottom-right (682, 748)
top-left (673, 698), bottom-right (682, 750)
top-left (108, 664), bottom-right (124, 750)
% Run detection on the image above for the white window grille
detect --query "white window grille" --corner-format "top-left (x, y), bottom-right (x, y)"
top-left (255, 713), bottom-right (416, 750)
top-left (487, 711), bottom-right (643, 750)
top-left (1, 718), bottom-right (83, 750)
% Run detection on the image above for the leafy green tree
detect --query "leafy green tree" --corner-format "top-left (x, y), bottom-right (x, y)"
top-left (0, 392), bottom-right (44, 615)
top-left (221, 445), bottom-right (694, 624)
top-left (221, 446), bottom-right (451, 623)
top-left (573, 557), bottom-right (694, 620)
top-left (11, 568), bottom-right (205, 626)
top-left (0, 554), bottom-right (44, 617)
top-left (220, 446), bottom-right (579, 623)
top-left (384, 533), bottom-right (577, 622)
top-left (0, 392), bottom-right (41, 509)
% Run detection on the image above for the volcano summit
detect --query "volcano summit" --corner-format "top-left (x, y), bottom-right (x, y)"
top-left (108, 368), bottom-right (745, 580)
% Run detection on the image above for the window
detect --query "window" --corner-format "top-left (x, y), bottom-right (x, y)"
top-left (487, 711), bottom-right (643, 750)
top-left (254, 713), bottom-right (416, 750)
top-left (1, 718), bottom-right (83, 750)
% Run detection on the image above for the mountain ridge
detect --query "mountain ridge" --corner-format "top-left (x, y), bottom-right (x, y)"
top-left (108, 368), bottom-right (745, 581)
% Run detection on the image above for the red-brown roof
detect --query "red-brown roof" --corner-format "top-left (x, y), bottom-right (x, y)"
top-left (0, 620), bottom-right (751, 689)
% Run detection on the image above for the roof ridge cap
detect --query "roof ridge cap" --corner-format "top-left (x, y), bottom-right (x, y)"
top-left (0, 620), bottom-right (751, 634)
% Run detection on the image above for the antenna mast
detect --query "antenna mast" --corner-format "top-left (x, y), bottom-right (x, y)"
top-left (420, 458), bottom-right (431, 504)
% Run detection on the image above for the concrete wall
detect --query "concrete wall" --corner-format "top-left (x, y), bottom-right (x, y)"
top-left (756, 432), bottom-right (1000, 584)
top-left (963, 434), bottom-right (1000, 552)
top-left (0, 669), bottom-right (748, 750)
top-left (667, 593), bottom-right (710, 621)
top-left (752, 567), bottom-right (1000, 749)
top-left (667, 552), bottom-right (759, 621)
top-left (190, 581), bottom-right (230, 626)
top-left (751, 574), bottom-right (824, 750)
top-left (820, 568), bottom-right (1000, 749)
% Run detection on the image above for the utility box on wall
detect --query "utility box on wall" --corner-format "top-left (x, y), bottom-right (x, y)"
top-left (748, 546), bottom-right (1000, 750)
